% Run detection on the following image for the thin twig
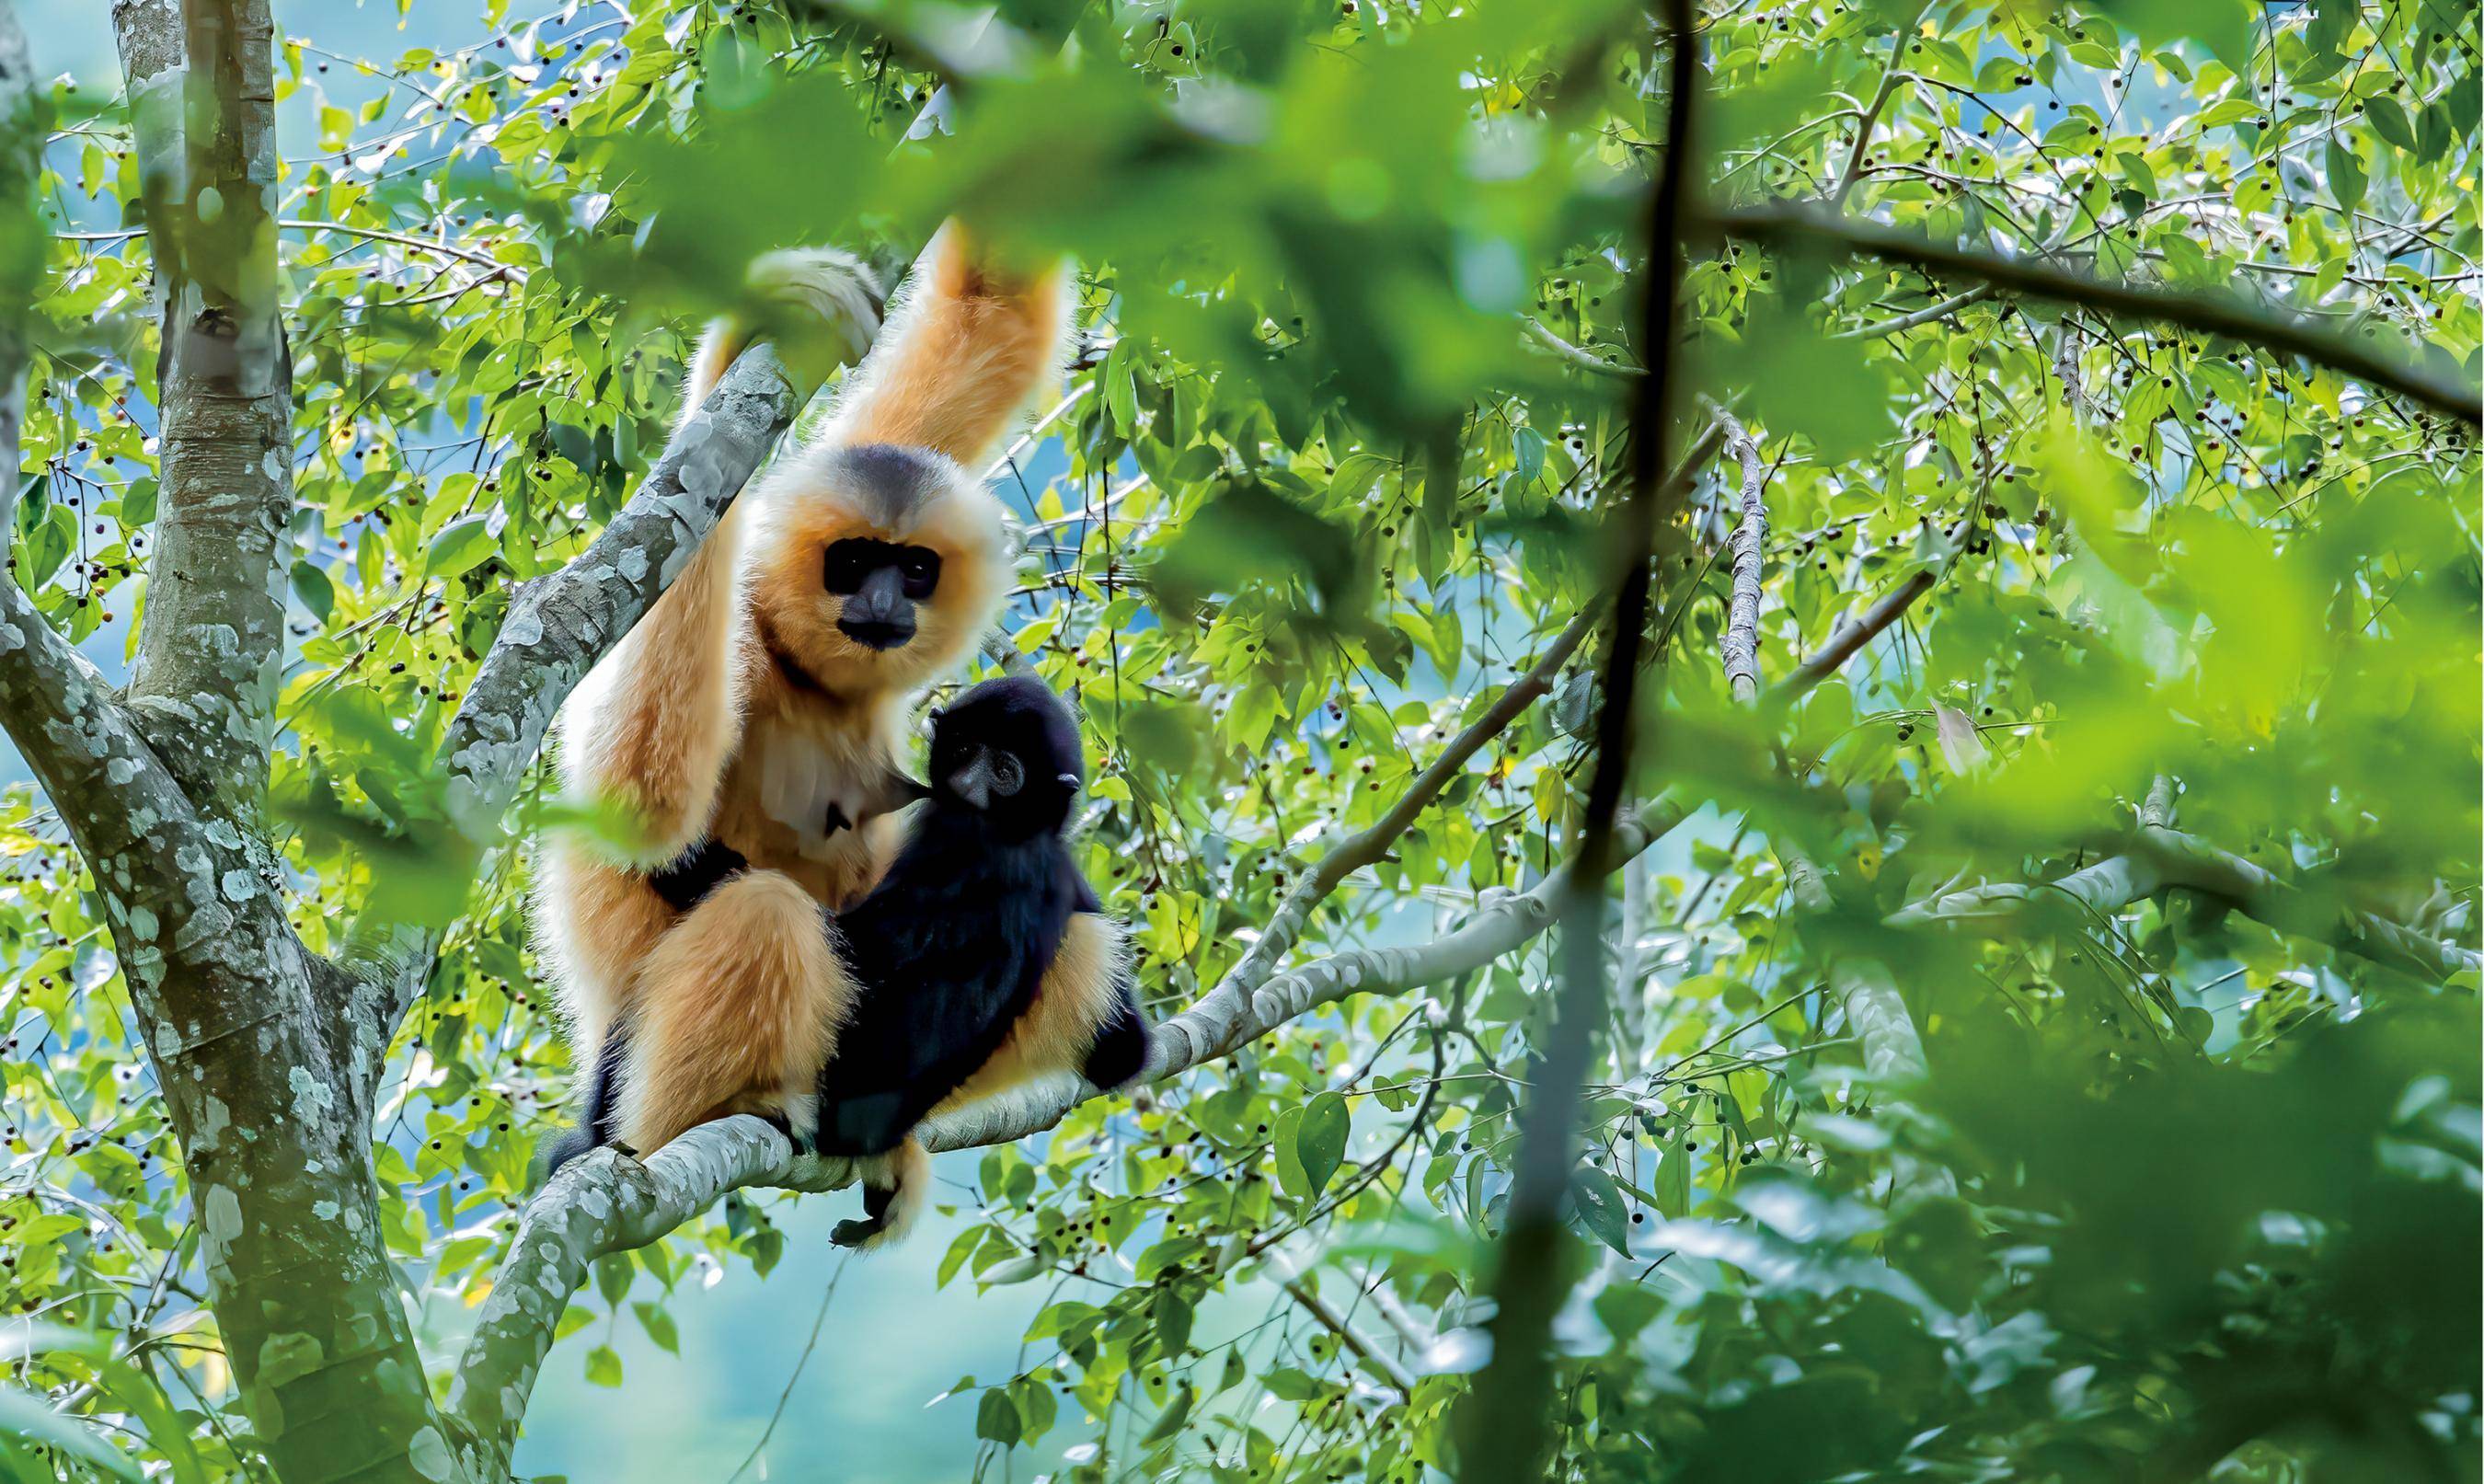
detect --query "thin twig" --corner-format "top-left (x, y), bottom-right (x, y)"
top-left (1714, 202), bottom-right (2482, 425)
top-left (725, 1253), bottom-right (851, 1484)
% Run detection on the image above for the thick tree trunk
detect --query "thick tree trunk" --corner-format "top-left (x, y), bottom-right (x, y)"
top-left (90, 5), bottom-right (458, 1479)
top-left (143, 957), bottom-right (453, 1484)
top-left (114, 0), bottom-right (294, 822)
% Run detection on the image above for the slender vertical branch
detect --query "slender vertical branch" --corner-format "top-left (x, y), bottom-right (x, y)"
top-left (1828, 2), bottom-right (1927, 206)
top-left (1707, 400), bottom-right (1931, 1099)
top-left (1711, 404), bottom-right (1767, 701)
top-left (1455, 4), bottom-right (1699, 1478)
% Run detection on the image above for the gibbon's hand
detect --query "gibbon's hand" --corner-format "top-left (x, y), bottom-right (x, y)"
top-left (747, 247), bottom-right (885, 372)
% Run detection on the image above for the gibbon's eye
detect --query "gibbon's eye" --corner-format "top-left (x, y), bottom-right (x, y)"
top-left (896, 546), bottom-right (941, 601)
top-left (822, 542), bottom-right (871, 594)
top-left (987, 750), bottom-right (1024, 799)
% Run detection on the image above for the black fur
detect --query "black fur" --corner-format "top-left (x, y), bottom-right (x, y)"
top-left (814, 676), bottom-right (1145, 1162)
top-left (540, 1015), bottom-right (635, 1180)
top-left (644, 835), bottom-right (748, 913)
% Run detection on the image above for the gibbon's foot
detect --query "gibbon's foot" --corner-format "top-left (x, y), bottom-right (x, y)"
top-left (535, 1132), bottom-right (641, 1189)
top-left (1082, 1002), bottom-right (1151, 1091)
top-left (538, 1127), bottom-right (594, 1184)
top-left (830, 1179), bottom-right (901, 1248)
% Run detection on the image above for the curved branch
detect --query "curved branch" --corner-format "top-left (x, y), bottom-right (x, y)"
top-left (1772, 515), bottom-right (1971, 701)
top-left (1522, 315), bottom-right (1641, 378)
top-left (1713, 202), bottom-right (2482, 425)
top-left (1887, 823), bottom-right (2479, 982)
top-left (1213, 599), bottom-right (1604, 996)
top-left (1828, 3), bottom-right (1928, 207)
top-left (443, 1120), bottom-right (844, 1477)
top-left (1834, 283), bottom-right (1993, 341)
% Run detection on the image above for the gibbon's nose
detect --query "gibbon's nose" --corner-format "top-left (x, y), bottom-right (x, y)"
top-left (947, 752), bottom-right (993, 811)
top-left (835, 565), bottom-right (916, 651)
top-left (944, 745), bottom-right (1021, 811)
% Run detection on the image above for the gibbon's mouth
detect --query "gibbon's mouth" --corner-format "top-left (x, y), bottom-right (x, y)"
top-left (835, 615), bottom-right (915, 651)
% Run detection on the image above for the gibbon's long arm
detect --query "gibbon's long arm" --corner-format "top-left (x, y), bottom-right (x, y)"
top-left (830, 224), bottom-right (1068, 470)
top-left (557, 250), bottom-right (881, 860)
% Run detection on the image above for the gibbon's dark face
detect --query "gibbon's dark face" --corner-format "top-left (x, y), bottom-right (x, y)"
top-left (927, 675), bottom-right (1084, 840)
top-left (822, 536), bottom-right (941, 650)
top-left (749, 442), bottom-right (1013, 696)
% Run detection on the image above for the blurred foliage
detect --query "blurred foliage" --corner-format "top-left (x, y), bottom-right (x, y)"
top-left (4, 0), bottom-right (2478, 1479)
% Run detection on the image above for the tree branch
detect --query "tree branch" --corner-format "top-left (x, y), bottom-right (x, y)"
top-left (1827, 2), bottom-right (1927, 207)
top-left (1212, 599), bottom-right (1604, 999)
top-left (114, 0), bottom-right (296, 818)
top-left (1271, 1253), bottom-right (1417, 1396)
top-left (1833, 282), bottom-right (1993, 341)
top-left (1772, 515), bottom-right (1970, 701)
top-left (1460, 1), bottom-right (1699, 1474)
top-left (1712, 202), bottom-right (2482, 426)
top-left (1888, 823), bottom-right (2480, 982)
top-left (441, 1120), bottom-right (840, 1475)
top-left (446, 785), bottom-right (1708, 1468)
top-left (1709, 404), bottom-right (1929, 1093)
top-left (1522, 315), bottom-right (1640, 378)
top-left (1710, 404), bottom-right (1766, 701)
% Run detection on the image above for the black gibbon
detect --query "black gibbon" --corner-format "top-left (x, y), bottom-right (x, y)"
top-left (535, 224), bottom-right (1074, 1174)
top-left (811, 675), bottom-right (1151, 1247)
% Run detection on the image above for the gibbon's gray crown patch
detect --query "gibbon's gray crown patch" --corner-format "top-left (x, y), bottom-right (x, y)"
top-left (820, 442), bottom-right (960, 531)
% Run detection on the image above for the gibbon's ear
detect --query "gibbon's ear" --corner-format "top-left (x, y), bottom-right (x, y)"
top-left (1056, 773), bottom-right (1080, 789)
top-left (893, 773), bottom-right (933, 803)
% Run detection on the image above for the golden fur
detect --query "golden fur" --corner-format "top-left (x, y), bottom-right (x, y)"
top-left (538, 225), bottom-right (1069, 1165)
top-left (615, 869), bottom-right (853, 1153)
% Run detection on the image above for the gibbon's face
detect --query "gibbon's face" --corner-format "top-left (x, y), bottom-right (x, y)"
top-left (748, 443), bottom-right (1011, 698)
top-left (927, 675), bottom-right (1083, 840)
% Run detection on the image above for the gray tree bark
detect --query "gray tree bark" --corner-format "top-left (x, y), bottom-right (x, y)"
top-left (113, 0), bottom-right (294, 823)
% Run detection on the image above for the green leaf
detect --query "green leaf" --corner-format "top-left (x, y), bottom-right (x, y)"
top-left (2363, 95), bottom-right (2416, 153)
top-left (424, 514), bottom-right (495, 581)
top-left (1142, 1382), bottom-right (1194, 1446)
top-left (1105, 343), bottom-right (1139, 434)
top-left (0, 1388), bottom-right (142, 1481)
top-left (291, 560), bottom-right (336, 623)
top-left (975, 1388), bottom-right (1022, 1445)
top-left (583, 1345), bottom-right (623, 1388)
top-left (2325, 137), bottom-right (2366, 213)
top-left (1567, 1164), bottom-right (1635, 1256)
top-left (978, 1254), bottom-right (1046, 1286)
top-left (1151, 1286), bottom-right (1195, 1357)
top-left (631, 1301), bottom-right (679, 1355)
top-left (1292, 1091), bottom-right (1350, 1200)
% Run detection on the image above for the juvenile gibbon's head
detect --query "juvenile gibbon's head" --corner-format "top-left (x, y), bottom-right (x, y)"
top-left (745, 443), bottom-right (1012, 699)
top-left (925, 674), bottom-right (1084, 841)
